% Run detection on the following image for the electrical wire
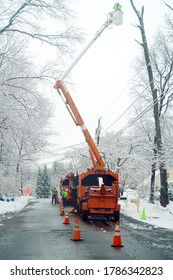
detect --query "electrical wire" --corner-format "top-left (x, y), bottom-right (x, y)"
top-left (100, 87), bottom-right (170, 147)
top-left (100, 57), bottom-right (173, 136)
top-left (36, 92), bottom-right (162, 166)
top-left (45, 57), bottom-right (173, 158)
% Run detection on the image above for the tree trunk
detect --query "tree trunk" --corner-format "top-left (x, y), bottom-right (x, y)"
top-left (130, 0), bottom-right (169, 206)
top-left (159, 162), bottom-right (169, 206)
top-left (15, 140), bottom-right (23, 194)
top-left (149, 138), bottom-right (157, 203)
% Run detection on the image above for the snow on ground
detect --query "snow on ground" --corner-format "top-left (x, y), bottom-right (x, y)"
top-left (0, 196), bottom-right (34, 225)
top-left (120, 190), bottom-right (173, 230)
top-left (0, 192), bottom-right (173, 231)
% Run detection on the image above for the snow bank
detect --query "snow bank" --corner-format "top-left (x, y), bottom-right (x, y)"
top-left (0, 196), bottom-right (31, 216)
top-left (120, 196), bottom-right (173, 230)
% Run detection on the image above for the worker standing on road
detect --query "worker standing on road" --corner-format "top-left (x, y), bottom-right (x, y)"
top-left (62, 189), bottom-right (68, 206)
top-left (51, 187), bottom-right (58, 204)
top-left (113, 2), bottom-right (122, 11)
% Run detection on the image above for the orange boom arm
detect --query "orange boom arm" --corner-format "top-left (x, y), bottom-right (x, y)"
top-left (55, 80), bottom-right (105, 171)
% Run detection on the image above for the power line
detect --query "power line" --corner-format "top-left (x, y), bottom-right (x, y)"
top-left (100, 58), bottom-right (173, 136)
top-left (47, 57), bottom-right (173, 156)
top-left (100, 87), bottom-right (169, 147)
top-left (37, 90), bottom-right (167, 166)
top-left (100, 85), bottom-right (129, 119)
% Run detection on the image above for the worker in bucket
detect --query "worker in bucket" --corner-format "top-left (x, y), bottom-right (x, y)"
top-left (113, 2), bottom-right (122, 11)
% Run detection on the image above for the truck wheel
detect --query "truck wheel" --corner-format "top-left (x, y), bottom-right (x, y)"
top-left (114, 211), bottom-right (120, 222)
top-left (82, 211), bottom-right (88, 221)
top-left (77, 201), bottom-right (83, 214)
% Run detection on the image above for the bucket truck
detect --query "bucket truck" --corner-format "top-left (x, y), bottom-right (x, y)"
top-left (55, 6), bottom-right (123, 221)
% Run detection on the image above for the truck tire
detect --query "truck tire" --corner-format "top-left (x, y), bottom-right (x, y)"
top-left (77, 201), bottom-right (83, 214)
top-left (82, 211), bottom-right (88, 221)
top-left (114, 211), bottom-right (120, 222)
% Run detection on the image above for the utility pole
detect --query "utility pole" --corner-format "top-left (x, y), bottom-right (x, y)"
top-left (95, 117), bottom-right (102, 147)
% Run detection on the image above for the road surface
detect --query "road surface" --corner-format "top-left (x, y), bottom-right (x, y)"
top-left (0, 198), bottom-right (172, 260)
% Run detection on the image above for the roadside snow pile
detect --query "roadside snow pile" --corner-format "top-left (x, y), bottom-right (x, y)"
top-left (0, 196), bottom-right (32, 216)
top-left (119, 190), bottom-right (173, 230)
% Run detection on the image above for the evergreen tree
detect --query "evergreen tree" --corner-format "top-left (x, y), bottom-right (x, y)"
top-left (35, 168), bottom-right (43, 198)
top-left (41, 164), bottom-right (51, 198)
top-left (35, 165), bottom-right (51, 198)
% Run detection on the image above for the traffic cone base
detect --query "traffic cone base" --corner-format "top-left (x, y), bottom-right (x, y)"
top-left (111, 239), bottom-right (124, 247)
top-left (71, 218), bottom-right (83, 241)
top-left (71, 237), bottom-right (83, 241)
top-left (111, 221), bottom-right (124, 247)
top-left (63, 210), bottom-right (70, 224)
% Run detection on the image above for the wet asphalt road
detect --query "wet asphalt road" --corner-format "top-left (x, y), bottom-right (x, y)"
top-left (0, 198), bottom-right (172, 260)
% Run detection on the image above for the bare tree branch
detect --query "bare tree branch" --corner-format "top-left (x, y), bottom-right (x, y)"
top-left (164, 2), bottom-right (173, 11)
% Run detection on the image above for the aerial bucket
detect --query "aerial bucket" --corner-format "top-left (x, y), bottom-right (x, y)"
top-left (112, 10), bottom-right (123, 25)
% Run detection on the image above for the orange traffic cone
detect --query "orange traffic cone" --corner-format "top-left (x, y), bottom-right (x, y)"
top-left (111, 221), bottom-right (124, 247)
top-left (60, 204), bottom-right (64, 216)
top-left (63, 210), bottom-right (70, 224)
top-left (71, 218), bottom-right (83, 241)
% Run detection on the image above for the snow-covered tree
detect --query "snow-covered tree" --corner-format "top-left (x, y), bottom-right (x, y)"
top-left (129, 0), bottom-right (171, 206)
top-left (0, 0), bottom-right (82, 51)
top-left (0, 0), bottom-right (84, 194)
top-left (0, 37), bottom-right (53, 193)
top-left (51, 160), bottom-right (66, 186)
top-left (35, 165), bottom-right (51, 198)
top-left (35, 168), bottom-right (43, 198)
top-left (41, 164), bottom-right (51, 198)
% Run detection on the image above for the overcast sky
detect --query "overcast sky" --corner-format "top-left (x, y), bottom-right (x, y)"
top-left (39, 0), bottom-right (171, 165)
